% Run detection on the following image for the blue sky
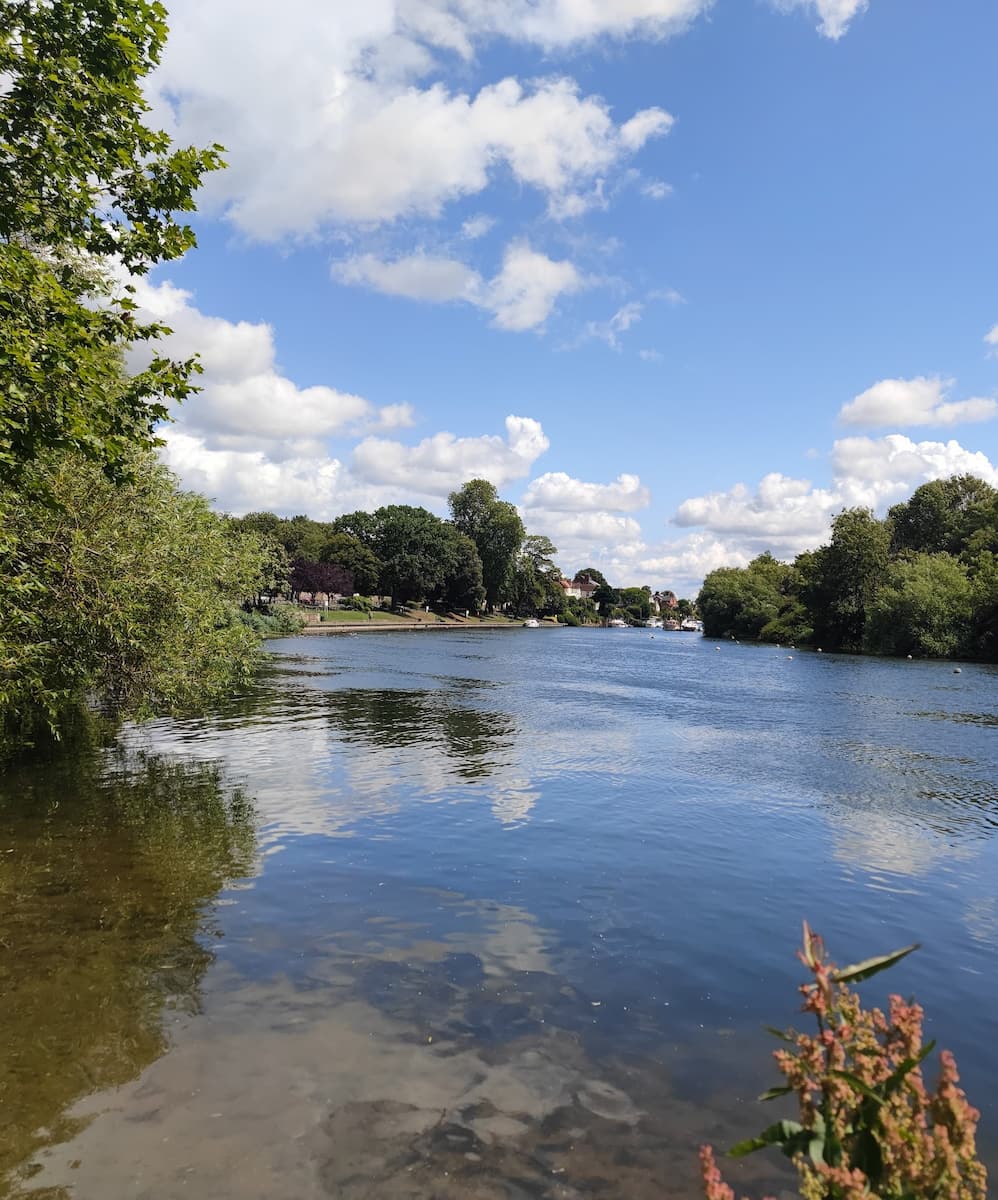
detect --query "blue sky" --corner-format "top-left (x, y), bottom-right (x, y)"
top-left (141, 0), bottom-right (998, 593)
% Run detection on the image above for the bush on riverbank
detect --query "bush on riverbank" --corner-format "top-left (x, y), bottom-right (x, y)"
top-left (701, 925), bottom-right (987, 1200)
top-left (0, 452), bottom-right (275, 759)
top-left (697, 475), bottom-right (998, 659)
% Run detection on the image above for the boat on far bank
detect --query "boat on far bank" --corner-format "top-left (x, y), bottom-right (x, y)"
top-left (608, 618), bottom-right (629, 628)
top-left (663, 619), bottom-right (680, 631)
top-left (680, 618), bottom-right (701, 632)
top-left (522, 618), bottom-right (540, 628)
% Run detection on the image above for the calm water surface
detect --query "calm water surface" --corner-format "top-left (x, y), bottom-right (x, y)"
top-left (2, 630), bottom-right (997, 1198)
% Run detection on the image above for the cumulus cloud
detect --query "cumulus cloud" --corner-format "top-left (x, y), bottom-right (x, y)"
top-left (523, 471), bottom-right (650, 512)
top-left (672, 434), bottom-right (998, 572)
top-left (773, 0), bottom-right (868, 39)
top-left (126, 277), bottom-right (409, 456)
top-left (352, 415), bottom-right (550, 494)
top-left (840, 376), bottom-right (997, 428)
top-left (333, 241), bottom-right (583, 331)
top-left (150, 2), bottom-right (677, 241)
top-left (986, 324), bottom-right (998, 354)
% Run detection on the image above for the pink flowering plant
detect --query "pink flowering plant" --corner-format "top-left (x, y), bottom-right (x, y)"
top-left (701, 923), bottom-right (987, 1200)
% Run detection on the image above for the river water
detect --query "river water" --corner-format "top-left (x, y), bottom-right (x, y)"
top-left (1, 629), bottom-right (996, 1198)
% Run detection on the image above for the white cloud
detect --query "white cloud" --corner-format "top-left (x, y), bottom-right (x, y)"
top-left (333, 240), bottom-right (583, 331)
top-left (416, 0), bottom-right (710, 50)
top-left (126, 277), bottom-right (407, 456)
top-left (484, 241), bottom-right (584, 331)
top-left (773, 0), bottom-right (868, 40)
top-left (641, 180), bottom-right (673, 200)
top-left (151, 2), bottom-right (677, 241)
top-left (352, 415), bottom-right (549, 494)
top-left (461, 214), bottom-right (496, 239)
top-left (985, 324), bottom-right (998, 354)
top-left (671, 434), bottom-right (998, 580)
top-left (840, 376), bottom-right (997, 428)
top-left (638, 532), bottom-right (752, 586)
top-left (333, 253), bottom-right (480, 302)
top-left (639, 348), bottom-right (663, 362)
top-left (831, 434), bottom-right (998, 491)
top-left (523, 471), bottom-right (650, 512)
top-left (580, 302), bottom-right (643, 350)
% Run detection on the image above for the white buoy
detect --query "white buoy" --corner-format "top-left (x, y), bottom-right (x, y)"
top-left (817, 648), bottom-right (823, 653)
top-left (907, 654), bottom-right (913, 660)
top-left (953, 667), bottom-right (962, 674)
top-left (787, 655), bottom-right (793, 660)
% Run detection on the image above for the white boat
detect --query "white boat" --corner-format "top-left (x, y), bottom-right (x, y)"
top-left (663, 619), bottom-right (680, 631)
top-left (680, 618), bottom-right (699, 631)
top-left (522, 618), bottom-right (540, 628)
top-left (608, 618), bottom-right (628, 628)
top-left (645, 618), bottom-right (663, 629)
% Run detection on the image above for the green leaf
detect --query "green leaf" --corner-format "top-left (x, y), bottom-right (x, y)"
top-left (758, 1086), bottom-right (794, 1102)
top-left (882, 1039), bottom-right (936, 1098)
top-left (831, 943), bottom-right (920, 984)
top-left (763, 1024), bottom-right (796, 1043)
top-left (728, 1120), bottom-right (804, 1158)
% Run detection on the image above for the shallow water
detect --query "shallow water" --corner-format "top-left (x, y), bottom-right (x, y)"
top-left (2, 629), bottom-right (997, 1198)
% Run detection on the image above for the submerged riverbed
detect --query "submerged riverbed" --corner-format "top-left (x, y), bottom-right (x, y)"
top-left (2, 630), bottom-right (996, 1198)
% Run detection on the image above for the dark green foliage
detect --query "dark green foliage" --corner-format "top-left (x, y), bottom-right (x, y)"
top-left (448, 479), bottom-right (525, 609)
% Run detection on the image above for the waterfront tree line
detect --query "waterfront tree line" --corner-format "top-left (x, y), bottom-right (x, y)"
top-left (697, 474), bottom-right (998, 660)
top-left (232, 485), bottom-right (589, 623)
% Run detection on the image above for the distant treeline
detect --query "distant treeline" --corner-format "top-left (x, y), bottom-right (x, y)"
top-left (696, 474), bottom-right (998, 660)
top-left (232, 479), bottom-right (605, 622)
top-left (231, 487), bottom-right (692, 627)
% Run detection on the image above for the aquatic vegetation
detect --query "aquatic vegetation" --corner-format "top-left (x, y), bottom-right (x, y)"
top-left (701, 924), bottom-right (987, 1200)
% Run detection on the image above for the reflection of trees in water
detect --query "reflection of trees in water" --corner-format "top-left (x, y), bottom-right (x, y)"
top-left (326, 688), bottom-right (516, 782)
top-left (0, 747), bottom-right (255, 1192)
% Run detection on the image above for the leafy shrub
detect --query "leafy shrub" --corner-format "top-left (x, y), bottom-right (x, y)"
top-left (701, 925), bottom-right (986, 1200)
top-left (561, 610), bottom-right (580, 626)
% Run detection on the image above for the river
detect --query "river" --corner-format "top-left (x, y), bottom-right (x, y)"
top-left (1, 629), bottom-right (996, 1198)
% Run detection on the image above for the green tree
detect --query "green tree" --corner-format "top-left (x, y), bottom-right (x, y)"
top-left (698, 553), bottom-right (793, 640)
top-left (889, 476), bottom-right (997, 557)
top-left (0, 451), bottom-right (270, 757)
top-left (522, 534), bottom-right (559, 575)
top-left (318, 532), bottom-right (382, 595)
top-left (864, 553), bottom-right (973, 658)
top-left (1, 0), bottom-right (224, 482)
top-left (804, 508), bottom-right (891, 651)
top-left (573, 567), bottom-right (608, 588)
top-left (436, 528), bottom-right (486, 613)
top-left (371, 505), bottom-right (454, 606)
top-left (448, 479), bottom-right (525, 609)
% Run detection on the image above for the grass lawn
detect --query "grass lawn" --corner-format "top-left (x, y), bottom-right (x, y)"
top-left (316, 609), bottom-right (413, 623)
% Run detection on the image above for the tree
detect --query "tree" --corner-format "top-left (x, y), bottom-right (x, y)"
top-left (573, 567), bottom-right (608, 588)
top-left (522, 535), bottom-right (559, 575)
top-left (1, 450), bottom-right (270, 757)
top-left (448, 479), bottom-right (525, 609)
top-left (318, 532), bottom-right (381, 595)
top-left (435, 528), bottom-right (486, 613)
top-left (864, 553), bottom-right (973, 658)
top-left (698, 554), bottom-right (793, 640)
top-left (804, 508), bottom-right (890, 651)
top-left (1, 0), bottom-right (224, 483)
top-left (889, 476), bottom-right (997, 557)
top-left (592, 581), bottom-right (620, 617)
top-left (372, 505), bottom-right (455, 605)
top-left (289, 559), bottom-right (353, 601)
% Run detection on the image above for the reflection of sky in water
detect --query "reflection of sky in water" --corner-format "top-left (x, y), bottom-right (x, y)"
top-left (7, 631), bottom-right (998, 1195)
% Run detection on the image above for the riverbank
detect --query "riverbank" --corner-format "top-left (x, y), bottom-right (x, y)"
top-left (297, 616), bottom-right (562, 635)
